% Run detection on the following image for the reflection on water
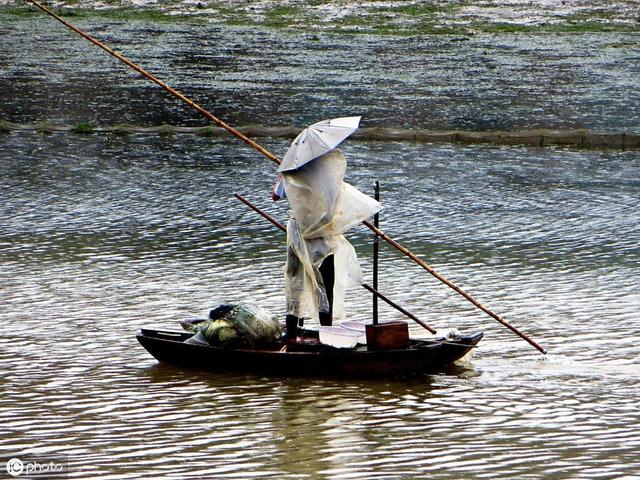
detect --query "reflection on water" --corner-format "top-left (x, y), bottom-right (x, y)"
top-left (1, 130), bottom-right (639, 478)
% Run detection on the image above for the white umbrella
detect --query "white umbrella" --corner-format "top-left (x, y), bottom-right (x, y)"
top-left (278, 116), bottom-right (361, 172)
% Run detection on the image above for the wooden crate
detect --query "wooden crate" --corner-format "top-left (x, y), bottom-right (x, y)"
top-left (366, 322), bottom-right (409, 350)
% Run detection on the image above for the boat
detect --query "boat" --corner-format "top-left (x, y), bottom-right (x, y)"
top-left (137, 327), bottom-right (484, 378)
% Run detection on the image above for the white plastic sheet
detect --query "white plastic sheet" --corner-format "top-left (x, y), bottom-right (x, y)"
top-left (281, 149), bottom-right (381, 320)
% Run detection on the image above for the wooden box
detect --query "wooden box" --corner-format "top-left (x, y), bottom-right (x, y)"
top-left (366, 322), bottom-right (409, 350)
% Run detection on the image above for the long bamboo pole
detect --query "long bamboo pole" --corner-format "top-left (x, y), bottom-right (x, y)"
top-left (29, 0), bottom-right (545, 353)
top-left (361, 220), bottom-right (547, 353)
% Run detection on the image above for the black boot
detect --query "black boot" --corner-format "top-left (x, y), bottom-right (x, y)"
top-left (285, 314), bottom-right (300, 342)
top-left (319, 311), bottom-right (332, 327)
top-left (319, 255), bottom-right (335, 326)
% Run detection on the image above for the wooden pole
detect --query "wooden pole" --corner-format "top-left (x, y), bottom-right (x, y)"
top-left (29, 1), bottom-right (545, 353)
top-left (372, 181), bottom-right (380, 325)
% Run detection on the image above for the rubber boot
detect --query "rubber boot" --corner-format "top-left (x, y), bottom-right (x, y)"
top-left (319, 311), bottom-right (332, 327)
top-left (319, 255), bottom-right (335, 327)
top-left (285, 314), bottom-right (300, 342)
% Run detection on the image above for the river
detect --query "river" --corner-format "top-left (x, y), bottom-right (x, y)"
top-left (1, 15), bottom-right (639, 479)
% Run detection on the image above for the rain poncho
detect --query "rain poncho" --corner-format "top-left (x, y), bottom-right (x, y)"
top-left (281, 149), bottom-right (381, 320)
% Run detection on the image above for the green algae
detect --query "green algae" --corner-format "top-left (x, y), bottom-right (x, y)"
top-left (90, 7), bottom-right (204, 24)
top-left (1, 5), bottom-right (204, 24)
top-left (264, 5), bottom-right (302, 28)
top-left (1, 6), bottom-right (40, 17)
top-left (70, 122), bottom-right (95, 134)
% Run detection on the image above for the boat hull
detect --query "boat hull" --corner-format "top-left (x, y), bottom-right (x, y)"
top-left (137, 328), bottom-right (484, 378)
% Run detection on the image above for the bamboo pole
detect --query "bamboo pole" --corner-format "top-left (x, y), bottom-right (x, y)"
top-left (29, 0), bottom-right (545, 353)
top-left (361, 220), bottom-right (547, 354)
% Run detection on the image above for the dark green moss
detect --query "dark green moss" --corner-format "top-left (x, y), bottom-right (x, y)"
top-left (264, 5), bottom-right (302, 28)
top-left (559, 21), bottom-right (637, 33)
top-left (70, 123), bottom-right (95, 134)
top-left (336, 14), bottom-right (376, 29)
top-left (4, 2), bottom-right (638, 35)
top-left (375, 3), bottom-right (441, 15)
top-left (563, 9), bottom-right (620, 22)
top-left (1, 6), bottom-right (40, 17)
top-left (478, 22), bottom-right (534, 33)
top-left (37, 7), bottom-right (206, 24)
top-left (336, 13), bottom-right (466, 36)
top-left (463, 21), bottom-right (639, 34)
top-left (95, 8), bottom-right (201, 23)
top-left (214, 5), bottom-right (252, 26)
top-left (266, 5), bottom-right (302, 17)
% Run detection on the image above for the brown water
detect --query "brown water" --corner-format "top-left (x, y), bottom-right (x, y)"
top-left (1, 16), bottom-right (640, 480)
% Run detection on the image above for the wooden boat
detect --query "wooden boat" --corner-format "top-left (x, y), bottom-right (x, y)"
top-left (137, 327), bottom-right (484, 378)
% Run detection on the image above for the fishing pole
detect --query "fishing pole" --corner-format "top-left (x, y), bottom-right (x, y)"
top-left (27, 0), bottom-right (546, 353)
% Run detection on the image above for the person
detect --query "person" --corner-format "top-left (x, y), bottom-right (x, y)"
top-left (272, 147), bottom-right (381, 341)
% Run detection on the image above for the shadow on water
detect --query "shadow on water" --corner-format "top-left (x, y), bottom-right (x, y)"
top-left (138, 358), bottom-right (468, 392)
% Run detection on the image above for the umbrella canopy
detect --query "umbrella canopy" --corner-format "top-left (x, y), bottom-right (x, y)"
top-left (278, 116), bottom-right (361, 172)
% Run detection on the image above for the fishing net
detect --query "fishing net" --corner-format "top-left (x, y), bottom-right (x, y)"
top-left (181, 303), bottom-right (282, 347)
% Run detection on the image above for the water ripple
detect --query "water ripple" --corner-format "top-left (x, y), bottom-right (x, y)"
top-left (1, 125), bottom-right (639, 477)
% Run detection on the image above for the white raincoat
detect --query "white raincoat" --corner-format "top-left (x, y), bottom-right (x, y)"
top-left (280, 149), bottom-right (381, 320)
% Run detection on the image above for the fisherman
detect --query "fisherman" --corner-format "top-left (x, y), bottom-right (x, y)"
top-left (272, 117), bottom-right (381, 341)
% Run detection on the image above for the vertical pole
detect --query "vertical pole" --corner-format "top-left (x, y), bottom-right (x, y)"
top-left (373, 181), bottom-right (380, 325)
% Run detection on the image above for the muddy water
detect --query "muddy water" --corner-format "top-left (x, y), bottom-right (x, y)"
top-left (1, 16), bottom-right (640, 479)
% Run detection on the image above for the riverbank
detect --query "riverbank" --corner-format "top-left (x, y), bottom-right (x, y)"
top-left (2, 120), bottom-right (639, 149)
